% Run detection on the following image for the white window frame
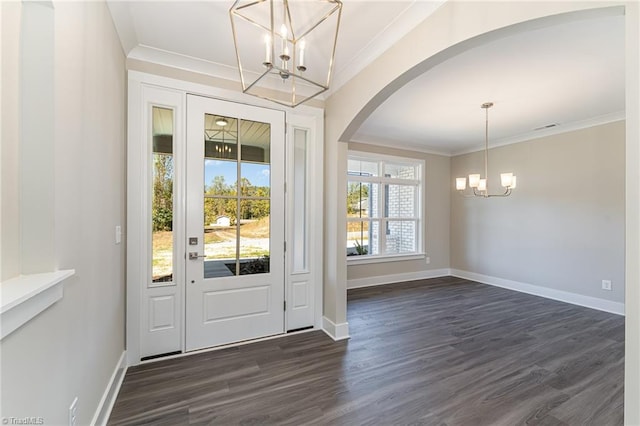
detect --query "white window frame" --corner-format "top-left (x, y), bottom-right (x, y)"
top-left (347, 150), bottom-right (425, 264)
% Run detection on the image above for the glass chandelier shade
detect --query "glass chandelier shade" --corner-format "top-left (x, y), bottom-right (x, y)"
top-left (229, 0), bottom-right (343, 108)
top-left (456, 102), bottom-right (517, 197)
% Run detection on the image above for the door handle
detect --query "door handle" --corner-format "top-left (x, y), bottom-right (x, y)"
top-left (188, 252), bottom-right (207, 260)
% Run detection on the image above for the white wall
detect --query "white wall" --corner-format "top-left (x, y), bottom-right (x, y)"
top-left (451, 121), bottom-right (625, 304)
top-left (19, 1), bottom-right (56, 275)
top-left (1, 1), bottom-right (22, 281)
top-left (0, 2), bottom-right (126, 424)
top-left (347, 142), bottom-right (450, 287)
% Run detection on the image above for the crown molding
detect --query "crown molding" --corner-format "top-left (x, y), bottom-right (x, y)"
top-left (128, 45), bottom-right (327, 101)
top-left (450, 111), bottom-right (626, 156)
top-left (128, 45), bottom-right (244, 84)
top-left (327, 0), bottom-right (446, 98)
top-left (352, 111), bottom-right (625, 157)
top-left (349, 133), bottom-right (452, 157)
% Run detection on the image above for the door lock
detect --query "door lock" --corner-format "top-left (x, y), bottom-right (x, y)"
top-left (188, 252), bottom-right (207, 260)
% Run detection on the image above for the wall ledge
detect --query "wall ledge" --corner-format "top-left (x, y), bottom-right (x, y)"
top-left (0, 269), bottom-right (75, 340)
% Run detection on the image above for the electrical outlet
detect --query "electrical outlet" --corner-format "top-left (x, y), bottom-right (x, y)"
top-left (425, 256), bottom-right (431, 264)
top-left (69, 397), bottom-right (78, 426)
top-left (602, 280), bottom-right (612, 291)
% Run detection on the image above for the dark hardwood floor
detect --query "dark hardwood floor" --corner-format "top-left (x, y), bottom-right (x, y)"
top-left (109, 276), bottom-right (624, 425)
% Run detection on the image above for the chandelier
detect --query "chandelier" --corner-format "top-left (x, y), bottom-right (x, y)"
top-left (456, 102), bottom-right (517, 197)
top-left (229, 0), bottom-right (343, 108)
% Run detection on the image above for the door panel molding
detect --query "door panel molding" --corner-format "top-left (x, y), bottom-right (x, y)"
top-left (203, 286), bottom-right (270, 322)
top-left (149, 295), bottom-right (176, 331)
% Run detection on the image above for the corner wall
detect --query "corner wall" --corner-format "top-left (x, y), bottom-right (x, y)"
top-left (0, 2), bottom-right (126, 424)
top-left (347, 143), bottom-right (450, 287)
top-left (450, 121), bottom-right (625, 305)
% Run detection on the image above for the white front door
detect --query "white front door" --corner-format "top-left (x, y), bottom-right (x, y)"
top-left (185, 95), bottom-right (285, 351)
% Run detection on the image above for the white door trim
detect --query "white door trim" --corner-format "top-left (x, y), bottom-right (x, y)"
top-left (286, 114), bottom-right (324, 331)
top-left (126, 71), bottom-right (324, 366)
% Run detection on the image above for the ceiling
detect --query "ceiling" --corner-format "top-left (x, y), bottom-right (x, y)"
top-left (353, 12), bottom-right (625, 155)
top-left (107, 1), bottom-right (443, 93)
top-left (108, 2), bottom-right (625, 156)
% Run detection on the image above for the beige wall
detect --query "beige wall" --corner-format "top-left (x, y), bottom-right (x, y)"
top-left (451, 121), bottom-right (625, 303)
top-left (346, 143), bottom-right (450, 286)
top-left (0, 2), bottom-right (126, 424)
top-left (1, 1), bottom-right (22, 280)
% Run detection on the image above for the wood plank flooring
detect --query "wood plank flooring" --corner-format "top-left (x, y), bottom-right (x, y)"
top-left (109, 276), bottom-right (624, 425)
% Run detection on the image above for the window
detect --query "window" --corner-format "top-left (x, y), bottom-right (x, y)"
top-left (151, 106), bottom-right (175, 283)
top-left (347, 152), bottom-right (423, 261)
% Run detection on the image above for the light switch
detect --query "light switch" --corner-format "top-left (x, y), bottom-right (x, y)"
top-left (115, 225), bottom-right (122, 244)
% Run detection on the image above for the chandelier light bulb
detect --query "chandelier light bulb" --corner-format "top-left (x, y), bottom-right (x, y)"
top-left (456, 177), bottom-right (467, 191)
top-left (297, 39), bottom-right (306, 71)
top-left (279, 24), bottom-right (290, 64)
top-left (263, 34), bottom-right (272, 66)
top-left (469, 174), bottom-right (481, 188)
top-left (500, 172), bottom-right (513, 188)
top-left (478, 179), bottom-right (487, 192)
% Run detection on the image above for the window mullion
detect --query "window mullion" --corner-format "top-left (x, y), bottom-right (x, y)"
top-left (415, 181), bottom-right (421, 252)
top-left (379, 177), bottom-right (386, 256)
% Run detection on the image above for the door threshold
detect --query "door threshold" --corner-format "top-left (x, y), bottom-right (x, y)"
top-left (140, 350), bottom-right (182, 362)
top-left (287, 325), bottom-right (314, 333)
top-left (139, 327), bottom-right (319, 365)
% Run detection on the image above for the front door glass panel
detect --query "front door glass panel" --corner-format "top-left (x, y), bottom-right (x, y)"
top-left (203, 114), bottom-right (271, 278)
top-left (151, 106), bottom-right (175, 284)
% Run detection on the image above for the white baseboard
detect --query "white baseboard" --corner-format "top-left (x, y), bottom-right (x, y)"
top-left (451, 269), bottom-right (625, 316)
top-left (347, 268), bottom-right (451, 289)
top-left (91, 350), bottom-right (127, 426)
top-left (322, 316), bottom-right (350, 340)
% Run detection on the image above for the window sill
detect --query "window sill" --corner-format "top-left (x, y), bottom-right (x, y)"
top-left (1, 269), bottom-right (75, 340)
top-left (347, 253), bottom-right (425, 265)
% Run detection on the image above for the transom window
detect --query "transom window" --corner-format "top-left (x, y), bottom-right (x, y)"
top-left (347, 152), bottom-right (423, 261)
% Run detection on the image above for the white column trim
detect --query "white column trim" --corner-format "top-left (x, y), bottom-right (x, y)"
top-left (322, 317), bottom-right (350, 341)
